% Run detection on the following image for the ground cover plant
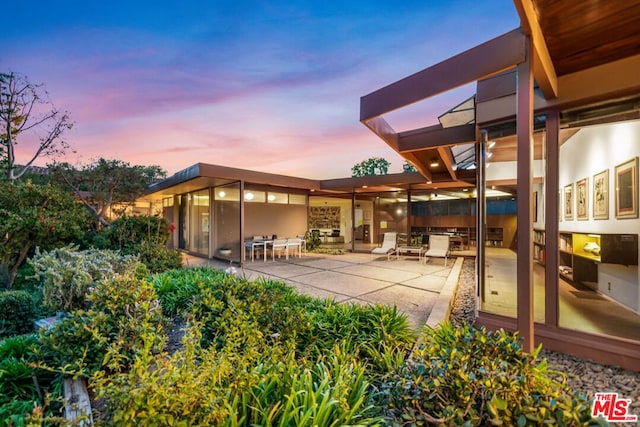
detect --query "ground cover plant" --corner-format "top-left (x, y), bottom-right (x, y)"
top-left (1, 264), bottom-right (604, 426)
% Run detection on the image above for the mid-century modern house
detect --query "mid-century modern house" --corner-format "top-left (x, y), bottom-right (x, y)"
top-left (141, 0), bottom-right (640, 370)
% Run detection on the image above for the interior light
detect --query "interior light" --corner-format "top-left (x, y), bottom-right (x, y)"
top-left (488, 141), bottom-right (496, 149)
top-left (218, 191), bottom-right (226, 198)
top-left (487, 152), bottom-right (493, 159)
top-left (362, 185), bottom-right (368, 189)
top-left (267, 194), bottom-right (276, 201)
top-left (426, 180), bottom-right (432, 184)
top-left (244, 192), bottom-right (254, 201)
top-left (430, 158), bottom-right (440, 168)
top-left (396, 208), bottom-right (402, 215)
top-left (463, 188), bottom-right (468, 192)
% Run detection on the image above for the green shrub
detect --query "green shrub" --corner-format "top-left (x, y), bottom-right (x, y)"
top-left (29, 245), bottom-right (140, 312)
top-left (0, 181), bottom-right (91, 289)
top-left (92, 320), bottom-right (383, 426)
top-left (0, 334), bottom-right (64, 426)
top-left (38, 275), bottom-right (165, 378)
top-left (102, 214), bottom-right (171, 251)
top-left (137, 238), bottom-right (183, 273)
top-left (379, 323), bottom-right (602, 426)
top-left (100, 214), bottom-right (182, 273)
top-left (0, 290), bottom-right (35, 337)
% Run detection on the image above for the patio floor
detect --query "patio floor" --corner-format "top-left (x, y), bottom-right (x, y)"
top-left (183, 252), bottom-right (464, 329)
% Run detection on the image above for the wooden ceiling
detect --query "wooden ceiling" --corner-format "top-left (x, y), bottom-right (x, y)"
top-left (527, 0), bottom-right (640, 77)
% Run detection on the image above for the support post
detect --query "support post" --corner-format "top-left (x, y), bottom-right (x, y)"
top-left (516, 37), bottom-right (534, 352)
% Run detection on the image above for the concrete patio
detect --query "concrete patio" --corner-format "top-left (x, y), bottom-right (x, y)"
top-left (183, 252), bottom-right (465, 329)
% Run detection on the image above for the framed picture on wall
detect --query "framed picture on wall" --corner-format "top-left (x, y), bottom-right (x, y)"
top-left (576, 178), bottom-right (588, 220)
top-left (564, 183), bottom-right (574, 221)
top-left (558, 189), bottom-right (562, 220)
top-left (615, 157), bottom-right (639, 219)
top-left (593, 169), bottom-right (609, 220)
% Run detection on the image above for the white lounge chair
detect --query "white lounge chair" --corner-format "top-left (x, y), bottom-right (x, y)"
top-left (423, 234), bottom-right (450, 266)
top-left (371, 232), bottom-right (398, 260)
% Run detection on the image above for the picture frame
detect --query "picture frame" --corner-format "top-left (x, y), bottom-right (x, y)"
top-left (564, 183), bottom-right (574, 221)
top-left (576, 178), bottom-right (588, 220)
top-left (615, 157), bottom-right (639, 219)
top-left (593, 169), bottom-right (609, 220)
top-left (558, 189), bottom-right (562, 221)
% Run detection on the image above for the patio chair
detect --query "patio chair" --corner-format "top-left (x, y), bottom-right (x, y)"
top-left (287, 238), bottom-right (303, 258)
top-left (371, 232), bottom-right (398, 260)
top-left (423, 234), bottom-right (450, 266)
top-left (244, 236), bottom-right (266, 261)
top-left (270, 238), bottom-right (289, 260)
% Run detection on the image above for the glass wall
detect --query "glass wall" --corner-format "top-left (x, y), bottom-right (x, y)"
top-left (557, 111), bottom-right (640, 342)
top-left (189, 189), bottom-right (210, 256)
top-left (480, 129), bottom-right (519, 318)
top-left (214, 182), bottom-right (241, 262)
top-left (309, 195), bottom-right (352, 247)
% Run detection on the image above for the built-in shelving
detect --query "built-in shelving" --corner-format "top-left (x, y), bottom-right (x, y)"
top-left (556, 231), bottom-right (639, 289)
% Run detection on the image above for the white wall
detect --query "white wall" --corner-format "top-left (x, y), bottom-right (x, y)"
top-left (559, 120), bottom-right (640, 311)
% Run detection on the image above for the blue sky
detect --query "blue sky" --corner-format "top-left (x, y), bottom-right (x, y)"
top-left (2, 0), bottom-right (519, 178)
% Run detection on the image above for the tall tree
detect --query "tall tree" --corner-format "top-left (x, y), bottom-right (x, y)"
top-left (0, 181), bottom-right (88, 288)
top-left (0, 72), bottom-right (72, 181)
top-left (351, 157), bottom-right (390, 177)
top-left (402, 161), bottom-right (417, 173)
top-left (49, 158), bottom-right (166, 227)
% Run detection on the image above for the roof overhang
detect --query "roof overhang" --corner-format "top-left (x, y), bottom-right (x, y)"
top-left (360, 29), bottom-right (526, 181)
top-left (361, 0), bottom-right (640, 181)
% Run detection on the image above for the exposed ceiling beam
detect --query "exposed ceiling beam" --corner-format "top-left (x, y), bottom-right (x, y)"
top-left (404, 152), bottom-right (433, 182)
top-left (398, 124), bottom-right (476, 153)
top-left (513, 0), bottom-right (559, 99)
top-left (437, 146), bottom-right (458, 181)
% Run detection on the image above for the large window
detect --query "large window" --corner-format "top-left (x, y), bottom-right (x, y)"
top-left (189, 189), bottom-right (210, 256)
top-left (214, 183), bottom-right (241, 262)
top-left (557, 111), bottom-right (640, 342)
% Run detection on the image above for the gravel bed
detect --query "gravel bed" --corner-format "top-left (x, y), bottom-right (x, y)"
top-left (450, 258), bottom-right (640, 423)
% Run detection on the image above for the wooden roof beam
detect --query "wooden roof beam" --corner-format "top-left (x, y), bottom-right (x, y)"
top-left (360, 28), bottom-right (526, 122)
top-left (513, 0), bottom-right (559, 99)
top-left (437, 146), bottom-right (458, 181)
top-left (398, 124), bottom-right (476, 153)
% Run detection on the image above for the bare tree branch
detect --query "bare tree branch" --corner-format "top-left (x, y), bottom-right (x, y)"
top-left (1, 71), bottom-right (73, 181)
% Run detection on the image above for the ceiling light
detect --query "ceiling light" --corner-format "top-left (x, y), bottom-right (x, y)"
top-left (430, 158), bottom-right (440, 168)
top-left (488, 141), bottom-right (496, 149)
top-left (218, 191), bottom-right (226, 198)
top-left (267, 194), bottom-right (276, 201)
top-left (244, 192), bottom-right (254, 201)
top-left (487, 152), bottom-right (493, 159)
top-left (362, 185), bottom-right (368, 188)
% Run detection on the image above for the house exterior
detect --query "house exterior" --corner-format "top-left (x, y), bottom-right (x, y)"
top-left (141, 0), bottom-right (640, 370)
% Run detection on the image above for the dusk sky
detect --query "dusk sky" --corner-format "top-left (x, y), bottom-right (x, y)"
top-left (2, 0), bottom-right (519, 179)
